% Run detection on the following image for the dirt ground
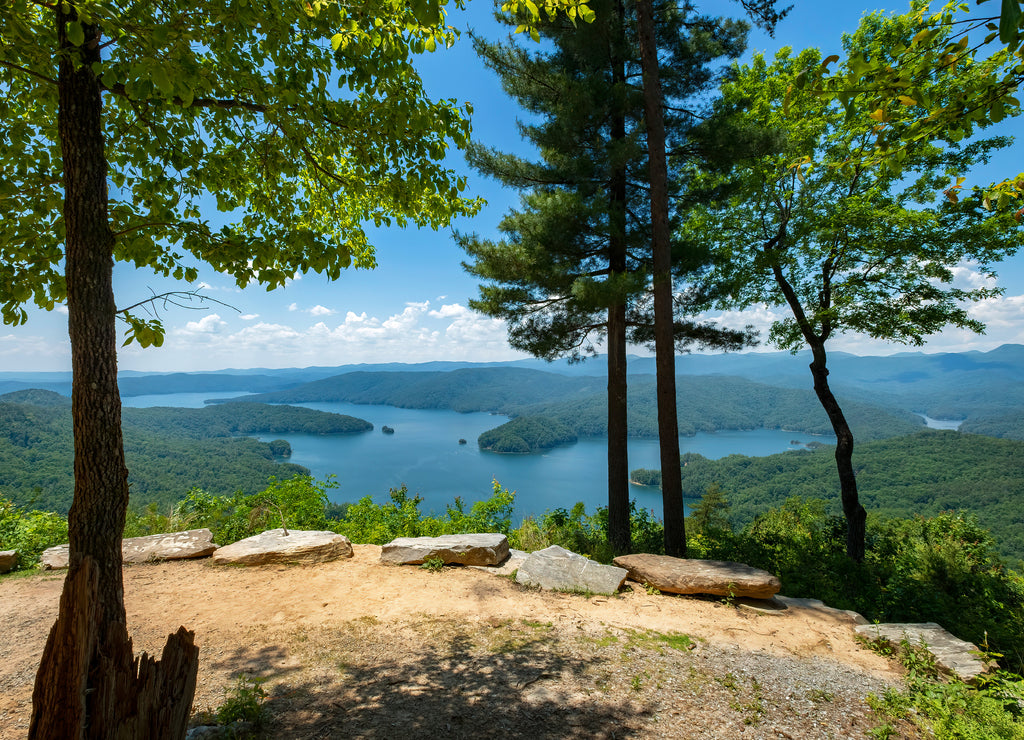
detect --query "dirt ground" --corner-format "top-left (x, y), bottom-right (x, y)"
top-left (0, 545), bottom-right (917, 739)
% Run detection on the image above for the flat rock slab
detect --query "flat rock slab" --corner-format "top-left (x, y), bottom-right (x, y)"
top-left (516, 545), bottom-right (627, 596)
top-left (380, 534), bottom-right (510, 566)
top-left (773, 595), bottom-right (868, 626)
top-left (0, 550), bottom-right (17, 574)
top-left (40, 528), bottom-right (218, 570)
top-left (122, 529), bottom-right (218, 564)
top-left (212, 529), bottom-right (353, 566)
top-left (612, 554), bottom-right (781, 599)
top-left (855, 622), bottom-right (992, 682)
top-left (468, 548), bottom-right (529, 576)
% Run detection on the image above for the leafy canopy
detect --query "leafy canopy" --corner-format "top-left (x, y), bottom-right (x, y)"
top-left (688, 10), bottom-right (1023, 351)
top-left (0, 0), bottom-right (488, 343)
top-left (802, 0), bottom-right (1023, 212)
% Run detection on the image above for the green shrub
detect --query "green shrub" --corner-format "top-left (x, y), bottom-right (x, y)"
top-left (334, 485), bottom-right (429, 544)
top-left (700, 495), bottom-right (1024, 675)
top-left (334, 479), bottom-right (517, 544)
top-left (211, 475), bottom-right (336, 545)
top-left (215, 674), bottom-right (267, 728)
top-left (865, 638), bottom-right (1024, 739)
top-left (0, 496), bottom-right (69, 570)
top-left (509, 499), bottom-right (665, 562)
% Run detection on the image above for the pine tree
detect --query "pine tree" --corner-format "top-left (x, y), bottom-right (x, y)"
top-left (459, 0), bottom-right (752, 555)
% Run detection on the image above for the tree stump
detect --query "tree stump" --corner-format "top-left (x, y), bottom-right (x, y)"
top-left (30, 557), bottom-right (199, 739)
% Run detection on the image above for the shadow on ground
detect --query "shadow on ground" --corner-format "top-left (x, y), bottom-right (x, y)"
top-left (256, 620), bottom-right (647, 739)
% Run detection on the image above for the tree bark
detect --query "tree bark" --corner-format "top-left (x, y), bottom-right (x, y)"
top-left (767, 246), bottom-right (867, 562)
top-left (606, 0), bottom-right (631, 555)
top-left (636, 0), bottom-right (686, 557)
top-left (30, 8), bottom-right (199, 737)
top-left (807, 344), bottom-right (867, 562)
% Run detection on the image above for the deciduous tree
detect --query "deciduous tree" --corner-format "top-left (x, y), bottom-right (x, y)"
top-left (687, 12), bottom-right (1024, 561)
top-left (1, 0), bottom-right (484, 733)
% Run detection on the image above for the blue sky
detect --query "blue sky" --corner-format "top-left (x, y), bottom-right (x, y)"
top-left (4, 0), bottom-right (1022, 372)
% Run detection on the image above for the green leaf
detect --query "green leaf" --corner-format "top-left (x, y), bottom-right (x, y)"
top-left (409, 0), bottom-right (441, 27)
top-left (66, 20), bottom-right (85, 47)
top-left (999, 0), bottom-right (1021, 44)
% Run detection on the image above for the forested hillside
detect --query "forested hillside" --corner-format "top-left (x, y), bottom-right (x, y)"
top-left (0, 391), bottom-right (372, 512)
top-left (235, 367), bottom-right (923, 448)
top-left (478, 416), bottom-right (578, 453)
top-left (231, 367), bottom-right (608, 413)
top-left (636, 431), bottom-right (1024, 561)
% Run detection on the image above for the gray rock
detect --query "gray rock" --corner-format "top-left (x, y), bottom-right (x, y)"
top-left (468, 548), bottom-right (529, 576)
top-left (380, 533), bottom-right (510, 566)
top-left (40, 544), bottom-right (69, 570)
top-left (211, 529), bottom-right (352, 566)
top-left (121, 529), bottom-right (218, 564)
top-left (773, 595), bottom-right (868, 625)
top-left (612, 553), bottom-right (781, 599)
top-left (855, 622), bottom-right (993, 682)
top-left (40, 528), bottom-right (219, 570)
top-left (0, 549), bottom-right (17, 574)
top-left (516, 545), bottom-right (627, 595)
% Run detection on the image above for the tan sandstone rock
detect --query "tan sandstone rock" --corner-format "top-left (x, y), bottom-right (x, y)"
top-left (212, 529), bottom-right (353, 566)
top-left (613, 553), bottom-right (781, 599)
top-left (380, 533), bottom-right (510, 566)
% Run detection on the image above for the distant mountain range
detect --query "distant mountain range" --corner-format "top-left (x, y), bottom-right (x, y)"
top-left (4, 344), bottom-right (1023, 439)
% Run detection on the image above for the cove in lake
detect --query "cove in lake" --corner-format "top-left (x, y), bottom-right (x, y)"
top-left (124, 394), bottom-right (833, 521)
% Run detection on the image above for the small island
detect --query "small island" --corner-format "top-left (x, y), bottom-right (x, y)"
top-left (458, 438), bottom-right (467, 445)
top-left (267, 439), bottom-right (292, 458)
top-left (382, 425), bottom-right (395, 435)
top-left (478, 415), bottom-right (577, 454)
top-left (629, 468), bottom-right (662, 487)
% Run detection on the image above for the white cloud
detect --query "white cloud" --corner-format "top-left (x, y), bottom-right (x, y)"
top-left (59, 290), bottom-right (1024, 373)
top-left (0, 332), bottom-right (70, 367)
top-left (239, 314), bottom-right (259, 321)
top-left (309, 305), bottom-right (337, 316)
top-left (428, 303), bottom-right (468, 319)
top-left (949, 262), bottom-right (998, 291)
top-left (181, 313), bottom-right (227, 334)
top-left (287, 302), bottom-right (298, 312)
top-left (55, 305), bottom-right (69, 315)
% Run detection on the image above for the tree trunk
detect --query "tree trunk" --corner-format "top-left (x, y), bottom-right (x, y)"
top-left (807, 344), bottom-right (866, 561)
top-left (606, 1), bottom-right (631, 555)
top-left (636, 0), bottom-right (686, 557)
top-left (30, 8), bottom-right (199, 737)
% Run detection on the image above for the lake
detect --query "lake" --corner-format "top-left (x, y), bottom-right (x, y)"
top-left (123, 394), bottom-right (832, 520)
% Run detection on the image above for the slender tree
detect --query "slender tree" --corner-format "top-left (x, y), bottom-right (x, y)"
top-left (630, 0), bottom-right (785, 555)
top-left (688, 13), bottom-right (1024, 561)
top-left (460, 0), bottom-right (648, 553)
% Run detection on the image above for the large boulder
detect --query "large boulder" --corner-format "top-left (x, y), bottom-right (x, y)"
top-left (40, 545), bottom-right (69, 570)
top-left (212, 529), bottom-right (352, 566)
top-left (40, 528), bottom-right (219, 570)
top-left (515, 545), bottom-right (627, 596)
top-left (380, 533), bottom-right (510, 566)
top-left (122, 529), bottom-right (218, 564)
top-left (469, 548), bottom-right (529, 576)
top-left (855, 622), bottom-right (993, 682)
top-left (613, 554), bottom-right (781, 599)
top-left (0, 550), bottom-right (17, 574)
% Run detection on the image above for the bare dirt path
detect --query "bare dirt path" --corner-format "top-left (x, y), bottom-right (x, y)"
top-left (0, 545), bottom-right (914, 738)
